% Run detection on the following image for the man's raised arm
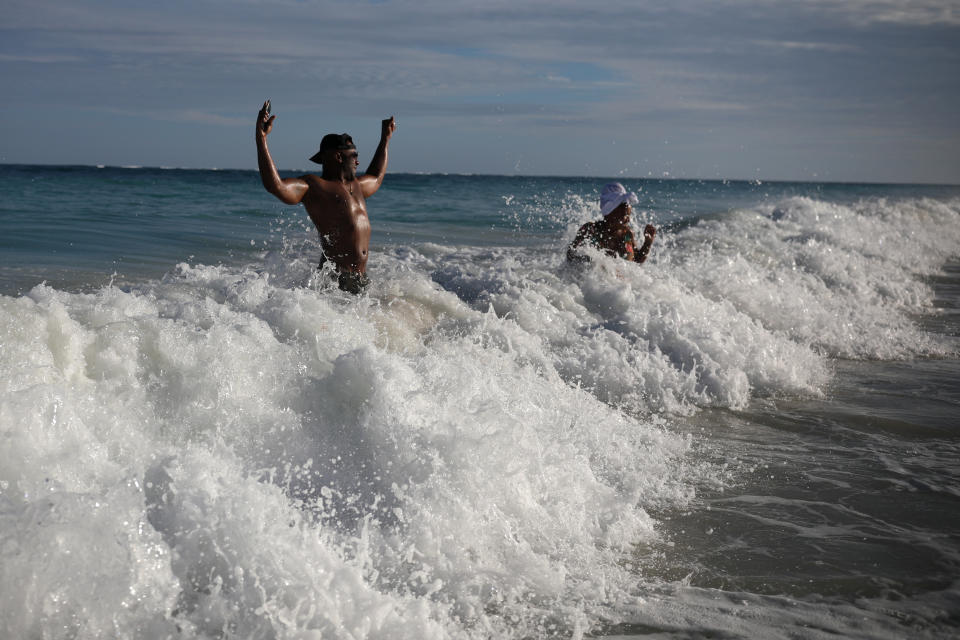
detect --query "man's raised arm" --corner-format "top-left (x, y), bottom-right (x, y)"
top-left (360, 116), bottom-right (396, 197)
top-left (256, 101), bottom-right (308, 205)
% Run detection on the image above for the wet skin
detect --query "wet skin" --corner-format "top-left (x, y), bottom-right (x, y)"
top-left (256, 101), bottom-right (396, 274)
top-left (567, 202), bottom-right (657, 263)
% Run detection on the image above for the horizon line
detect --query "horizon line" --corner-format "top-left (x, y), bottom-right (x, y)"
top-left (1, 162), bottom-right (958, 188)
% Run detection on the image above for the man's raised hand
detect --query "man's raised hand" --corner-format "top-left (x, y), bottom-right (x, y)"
top-left (257, 100), bottom-right (276, 136)
top-left (382, 116), bottom-right (396, 139)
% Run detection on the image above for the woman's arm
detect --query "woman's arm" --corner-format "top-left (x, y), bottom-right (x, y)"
top-left (634, 225), bottom-right (657, 263)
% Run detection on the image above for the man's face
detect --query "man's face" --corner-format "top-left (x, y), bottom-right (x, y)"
top-left (338, 148), bottom-right (359, 177)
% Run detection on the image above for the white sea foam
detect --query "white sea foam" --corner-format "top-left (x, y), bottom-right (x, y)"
top-left (659, 196), bottom-right (960, 360)
top-left (0, 263), bottom-right (693, 638)
top-left (1, 194), bottom-right (957, 638)
top-left (425, 194), bottom-right (958, 414)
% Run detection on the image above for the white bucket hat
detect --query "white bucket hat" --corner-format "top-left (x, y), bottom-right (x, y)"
top-left (600, 182), bottom-right (639, 217)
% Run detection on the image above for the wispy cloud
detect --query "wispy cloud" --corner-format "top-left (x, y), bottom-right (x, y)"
top-left (0, 53), bottom-right (84, 63)
top-left (753, 40), bottom-right (861, 54)
top-left (813, 0), bottom-right (960, 26)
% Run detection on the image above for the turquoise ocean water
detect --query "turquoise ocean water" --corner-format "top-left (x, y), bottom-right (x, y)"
top-left (2, 164), bottom-right (959, 638)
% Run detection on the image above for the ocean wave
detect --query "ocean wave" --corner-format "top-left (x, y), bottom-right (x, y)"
top-left (1, 191), bottom-right (957, 638)
top-left (0, 265), bottom-right (695, 638)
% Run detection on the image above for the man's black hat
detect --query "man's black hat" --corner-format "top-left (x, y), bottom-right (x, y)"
top-left (309, 133), bottom-right (355, 164)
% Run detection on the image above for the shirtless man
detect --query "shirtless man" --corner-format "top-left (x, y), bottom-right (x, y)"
top-left (567, 182), bottom-right (656, 264)
top-left (256, 100), bottom-right (396, 293)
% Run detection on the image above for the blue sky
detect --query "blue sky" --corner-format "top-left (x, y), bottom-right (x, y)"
top-left (2, 0), bottom-right (958, 182)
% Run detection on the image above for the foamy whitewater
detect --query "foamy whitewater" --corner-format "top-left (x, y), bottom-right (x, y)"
top-left (1, 166), bottom-right (959, 638)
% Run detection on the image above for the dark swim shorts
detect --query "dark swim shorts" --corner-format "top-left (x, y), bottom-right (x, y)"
top-left (318, 256), bottom-right (370, 294)
top-left (335, 270), bottom-right (370, 294)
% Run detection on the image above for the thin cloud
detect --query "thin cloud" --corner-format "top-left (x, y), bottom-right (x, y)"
top-left (96, 107), bottom-right (249, 127)
top-left (0, 53), bottom-right (84, 63)
top-left (814, 0), bottom-right (960, 26)
top-left (753, 39), bottom-right (861, 54)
